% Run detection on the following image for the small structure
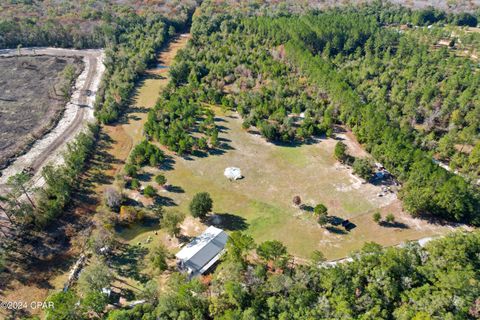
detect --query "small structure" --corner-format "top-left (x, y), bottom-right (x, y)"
top-left (224, 167), bottom-right (242, 180)
top-left (175, 226), bottom-right (228, 277)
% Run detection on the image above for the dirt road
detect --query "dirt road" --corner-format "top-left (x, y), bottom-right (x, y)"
top-left (0, 48), bottom-right (105, 190)
top-left (0, 35), bottom-right (190, 318)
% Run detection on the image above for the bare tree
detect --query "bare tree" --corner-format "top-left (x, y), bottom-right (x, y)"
top-left (292, 195), bottom-right (302, 207)
top-left (0, 195), bottom-right (15, 225)
top-left (7, 172), bottom-right (36, 209)
top-left (104, 187), bottom-right (122, 211)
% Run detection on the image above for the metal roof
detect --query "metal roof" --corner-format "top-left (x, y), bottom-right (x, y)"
top-left (175, 226), bottom-right (228, 276)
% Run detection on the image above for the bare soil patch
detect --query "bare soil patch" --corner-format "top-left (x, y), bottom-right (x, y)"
top-left (0, 55), bottom-right (83, 169)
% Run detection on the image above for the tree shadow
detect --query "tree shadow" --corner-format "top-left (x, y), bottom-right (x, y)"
top-left (326, 226), bottom-right (348, 235)
top-left (379, 221), bottom-right (409, 229)
top-left (208, 213), bottom-right (249, 231)
top-left (177, 234), bottom-right (194, 244)
top-left (191, 149), bottom-right (209, 158)
top-left (328, 216), bottom-right (343, 226)
top-left (122, 197), bottom-right (143, 207)
top-left (301, 205), bottom-right (314, 213)
top-left (208, 148), bottom-right (227, 156)
top-left (128, 114), bottom-right (141, 121)
top-left (270, 139), bottom-right (303, 148)
top-left (144, 72), bottom-right (166, 80)
top-left (153, 195), bottom-right (176, 207)
top-left (219, 143), bottom-right (235, 151)
top-left (114, 105), bottom-right (149, 125)
top-left (137, 171), bottom-right (153, 182)
top-left (159, 156), bottom-right (175, 171)
top-left (166, 185), bottom-right (184, 193)
top-left (344, 222), bottom-right (357, 231)
top-left (109, 244), bottom-right (149, 284)
top-left (216, 125), bottom-right (230, 133)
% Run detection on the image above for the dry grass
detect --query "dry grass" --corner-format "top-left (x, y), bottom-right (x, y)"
top-left (128, 107), bottom-right (454, 260)
top-left (0, 36), bottom-right (190, 318)
top-left (0, 55), bottom-right (82, 168)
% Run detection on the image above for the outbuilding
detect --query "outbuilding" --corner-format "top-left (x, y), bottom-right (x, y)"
top-left (175, 226), bottom-right (228, 277)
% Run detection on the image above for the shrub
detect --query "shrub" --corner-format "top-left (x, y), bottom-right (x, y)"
top-left (373, 211), bottom-right (382, 224)
top-left (119, 206), bottom-right (145, 225)
top-left (314, 204), bottom-right (328, 216)
top-left (386, 213), bottom-right (395, 223)
top-left (352, 158), bottom-right (374, 180)
top-left (143, 185), bottom-right (156, 198)
top-left (130, 178), bottom-right (140, 190)
top-left (155, 174), bottom-right (167, 186)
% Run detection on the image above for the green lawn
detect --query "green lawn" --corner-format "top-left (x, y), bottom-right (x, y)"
top-left (120, 109), bottom-right (450, 260)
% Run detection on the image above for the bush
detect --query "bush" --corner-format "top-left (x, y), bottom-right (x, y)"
top-left (77, 261), bottom-right (113, 294)
top-left (314, 204), bottom-right (328, 216)
top-left (143, 185), bottom-right (157, 198)
top-left (129, 140), bottom-right (164, 167)
top-left (385, 213), bottom-right (395, 223)
top-left (45, 291), bottom-right (79, 320)
top-left (292, 195), bottom-right (301, 206)
top-left (118, 206), bottom-right (145, 225)
top-left (373, 211), bottom-right (382, 224)
top-left (256, 240), bottom-right (287, 261)
top-left (155, 174), bottom-right (167, 186)
top-left (334, 141), bottom-right (348, 163)
top-left (130, 178), bottom-right (140, 190)
top-left (352, 158), bottom-right (374, 180)
top-left (124, 163), bottom-right (139, 178)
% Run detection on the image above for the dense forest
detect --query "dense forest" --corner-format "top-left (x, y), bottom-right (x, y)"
top-left (43, 230), bottom-right (480, 320)
top-left (1, 1), bottom-right (480, 319)
top-left (144, 1), bottom-right (479, 225)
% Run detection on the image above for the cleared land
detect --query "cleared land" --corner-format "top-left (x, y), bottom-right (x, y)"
top-left (0, 36), bottom-right (190, 318)
top-left (0, 55), bottom-right (82, 169)
top-left (0, 48), bottom-right (104, 192)
top-left (123, 107), bottom-right (457, 260)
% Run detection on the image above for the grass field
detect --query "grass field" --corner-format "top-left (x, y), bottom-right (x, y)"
top-left (123, 107), bottom-right (454, 260)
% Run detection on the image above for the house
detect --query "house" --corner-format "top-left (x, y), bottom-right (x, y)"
top-left (175, 226), bottom-right (228, 277)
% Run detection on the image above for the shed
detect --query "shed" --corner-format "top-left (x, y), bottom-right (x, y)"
top-left (175, 226), bottom-right (228, 277)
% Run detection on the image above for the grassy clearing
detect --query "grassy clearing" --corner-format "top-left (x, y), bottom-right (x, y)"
top-left (126, 108), bottom-right (453, 259)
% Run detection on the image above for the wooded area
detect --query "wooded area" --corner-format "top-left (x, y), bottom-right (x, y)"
top-left (144, 1), bottom-right (480, 225)
top-left (1, 1), bottom-right (479, 319)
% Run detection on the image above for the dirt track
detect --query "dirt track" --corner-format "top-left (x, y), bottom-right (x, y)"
top-left (0, 48), bottom-right (104, 190)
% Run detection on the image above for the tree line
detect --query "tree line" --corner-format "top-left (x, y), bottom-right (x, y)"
top-left (44, 230), bottom-right (480, 319)
top-left (246, 7), bottom-right (480, 225)
top-left (143, 2), bottom-right (479, 224)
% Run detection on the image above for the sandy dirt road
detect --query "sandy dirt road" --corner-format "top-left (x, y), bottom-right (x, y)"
top-left (0, 48), bottom-right (105, 190)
